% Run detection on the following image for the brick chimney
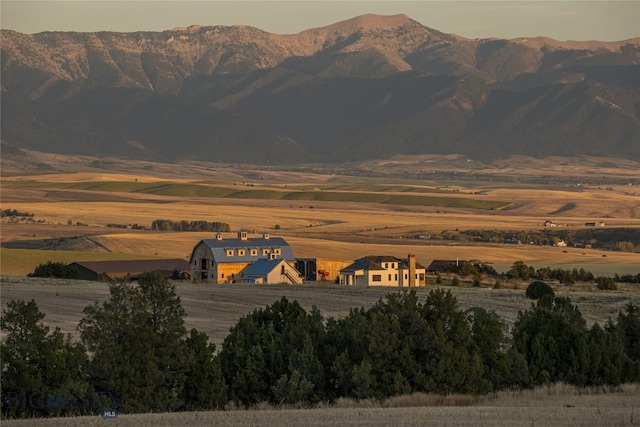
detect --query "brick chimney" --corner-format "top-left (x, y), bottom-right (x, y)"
top-left (408, 254), bottom-right (416, 287)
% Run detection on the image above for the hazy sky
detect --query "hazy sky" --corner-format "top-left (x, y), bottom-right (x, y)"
top-left (2, 1), bottom-right (638, 41)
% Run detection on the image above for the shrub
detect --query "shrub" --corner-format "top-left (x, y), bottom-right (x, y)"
top-left (28, 261), bottom-right (79, 279)
top-left (595, 276), bottom-right (617, 290)
top-left (525, 281), bottom-right (555, 300)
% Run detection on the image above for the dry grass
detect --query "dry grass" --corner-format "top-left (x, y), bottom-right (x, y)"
top-left (2, 384), bottom-right (639, 426)
top-left (2, 161), bottom-right (639, 278)
top-left (1, 279), bottom-right (638, 351)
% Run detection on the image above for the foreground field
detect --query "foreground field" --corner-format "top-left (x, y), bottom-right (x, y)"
top-left (2, 278), bottom-right (639, 426)
top-left (1, 278), bottom-right (638, 351)
top-left (2, 380), bottom-right (639, 426)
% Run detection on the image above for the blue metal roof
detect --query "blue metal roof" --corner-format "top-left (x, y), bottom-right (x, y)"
top-left (242, 258), bottom-right (283, 277)
top-left (197, 236), bottom-right (295, 263)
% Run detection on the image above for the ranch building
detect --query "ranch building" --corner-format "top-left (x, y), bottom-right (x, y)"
top-left (339, 254), bottom-right (426, 287)
top-left (189, 230), bottom-right (298, 283)
top-left (240, 258), bottom-right (303, 284)
top-left (70, 259), bottom-right (191, 282)
top-left (295, 258), bottom-right (353, 283)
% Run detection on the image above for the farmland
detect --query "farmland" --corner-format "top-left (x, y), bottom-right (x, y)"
top-left (1, 152), bottom-right (640, 424)
top-left (2, 152), bottom-right (640, 277)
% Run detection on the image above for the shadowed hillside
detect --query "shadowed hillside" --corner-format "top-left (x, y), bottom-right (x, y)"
top-left (2, 14), bottom-right (639, 164)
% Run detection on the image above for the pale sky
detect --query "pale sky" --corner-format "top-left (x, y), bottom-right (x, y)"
top-left (1, 1), bottom-right (638, 41)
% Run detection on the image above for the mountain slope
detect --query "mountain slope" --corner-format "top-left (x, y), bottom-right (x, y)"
top-left (1, 14), bottom-right (639, 163)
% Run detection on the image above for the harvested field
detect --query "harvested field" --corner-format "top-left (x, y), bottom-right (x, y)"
top-left (1, 278), bottom-right (638, 350)
top-left (1, 156), bottom-right (638, 280)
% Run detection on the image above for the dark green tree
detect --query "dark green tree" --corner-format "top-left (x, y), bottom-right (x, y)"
top-left (525, 281), bottom-right (555, 300)
top-left (182, 329), bottom-right (228, 410)
top-left (614, 303), bottom-right (640, 361)
top-left (28, 261), bottom-right (79, 279)
top-left (511, 297), bottom-right (590, 386)
top-left (507, 261), bottom-right (535, 281)
top-left (585, 323), bottom-right (626, 386)
top-left (467, 307), bottom-right (510, 391)
top-left (421, 289), bottom-right (485, 394)
top-left (1, 300), bottom-right (89, 418)
top-left (219, 297), bottom-right (326, 406)
top-left (78, 273), bottom-right (218, 413)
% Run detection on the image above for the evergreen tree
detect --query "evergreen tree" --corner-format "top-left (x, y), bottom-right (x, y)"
top-left (1, 300), bottom-right (89, 418)
top-left (511, 297), bottom-right (590, 386)
top-left (220, 297), bottom-right (326, 406)
top-left (183, 329), bottom-right (227, 410)
top-left (467, 307), bottom-right (510, 391)
top-left (28, 261), bottom-right (79, 279)
top-left (78, 273), bottom-right (219, 413)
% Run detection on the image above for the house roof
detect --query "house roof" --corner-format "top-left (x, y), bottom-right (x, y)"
top-left (192, 236), bottom-right (295, 263)
top-left (71, 259), bottom-right (191, 274)
top-left (340, 255), bottom-right (426, 273)
top-left (241, 258), bottom-right (284, 277)
top-left (427, 260), bottom-right (467, 271)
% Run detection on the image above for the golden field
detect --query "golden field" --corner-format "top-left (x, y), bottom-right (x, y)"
top-left (1, 152), bottom-right (639, 276)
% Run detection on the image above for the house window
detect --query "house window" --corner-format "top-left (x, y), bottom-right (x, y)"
top-left (388, 274), bottom-right (391, 281)
top-left (405, 274), bottom-right (408, 279)
top-left (238, 249), bottom-right (245, 256)
top-left (372, 275), bottom-right (382, 282)
top-left (395, 274), bottom-right (398, 280)
top-left (226, 249), bottom-right (234, 256)
top-left (384, 263), bottom-right (388, 268)
top-left (273, 248), bottom-right (281, 255)
top-left (262, 248), bottom-right (270, 255)
top-left (250, 249), bottom-right (258, 256)
top-left (221, 273), bottom-right (224, 279)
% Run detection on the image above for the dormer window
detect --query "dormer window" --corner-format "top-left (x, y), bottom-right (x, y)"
top-left (273, 248), bottom-right (281, 255)
top-left (262, 248), bottom-right (270, 256)
top-left (263, 232), bottom-right (270, 240)
top-left (238, 249), bottom-right (246, 256)
top-left (250, 249), bottom-right (258, 256)
top-left (226, 249), bottom-right (234, 256)
top-left (215, 233), bottom-right (223, 241)
top-left (238, 230), bottom-right (248, 240)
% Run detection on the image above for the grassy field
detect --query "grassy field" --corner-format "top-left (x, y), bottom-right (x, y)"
top-left (1, 279), bottom-right (639, 426)
top-left (1, 278), bottom-right (638, 352)
top-left (2, 383), bottom-right (639, 426)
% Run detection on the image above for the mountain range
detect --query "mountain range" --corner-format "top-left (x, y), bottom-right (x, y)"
top-left (2, 14), bottom-right (639, 164)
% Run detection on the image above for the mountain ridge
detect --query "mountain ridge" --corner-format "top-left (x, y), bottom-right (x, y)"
top-left (1, 14), bottom-right (639, 164)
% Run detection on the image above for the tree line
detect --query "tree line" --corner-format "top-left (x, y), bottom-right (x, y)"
top-left (2, 274), bottom-right (639, 419)
top-left (455, 228), bottom-right (640, 253)
top-left (150, 219), bottom-right (230, 232)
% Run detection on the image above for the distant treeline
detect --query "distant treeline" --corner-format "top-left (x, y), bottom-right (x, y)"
top-left (151, 219), bottom-right (231, 232)
top-left (442, 260), bottom-right (640, 286)
top-left (1, 209), bottom-right (34, 218)
top-left (439, 228), bottom-right (640, 253)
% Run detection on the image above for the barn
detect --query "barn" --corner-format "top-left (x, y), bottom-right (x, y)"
top-left (189, 230), bottom-right (297, 283)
